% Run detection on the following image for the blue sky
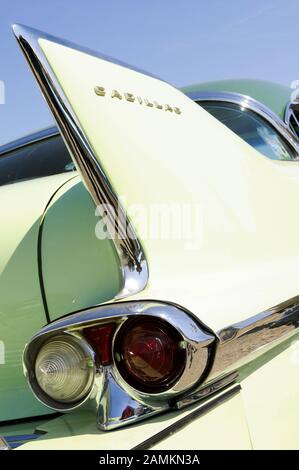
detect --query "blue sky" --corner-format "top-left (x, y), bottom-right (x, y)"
top-left (0, 0), bottom-right (298, 145)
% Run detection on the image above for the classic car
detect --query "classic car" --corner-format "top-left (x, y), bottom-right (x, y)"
top-left (1, 23), bottom-right (299, 450)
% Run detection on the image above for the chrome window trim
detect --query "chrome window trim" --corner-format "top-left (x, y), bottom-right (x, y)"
top-left (285, 99), bottom-right (299, 137)
top-left (23, 301), bottom-right (215, 430)
top-left (0, 126), bottom-right (59, 157)
top-left (13, 24), bottom-right (149, 301)
top-left (186, 90), bottom-right (299, 159)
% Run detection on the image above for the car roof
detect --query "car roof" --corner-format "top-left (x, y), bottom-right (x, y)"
top-left (0, 125), bottom-right (59, 156)
top-left (180, 79), bottom-right (291, 120)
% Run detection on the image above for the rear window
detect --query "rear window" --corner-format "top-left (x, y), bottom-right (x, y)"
top-left (200, 101), bottom-right (297, 161)
top-left (0, 136), bottom-right (75, 186)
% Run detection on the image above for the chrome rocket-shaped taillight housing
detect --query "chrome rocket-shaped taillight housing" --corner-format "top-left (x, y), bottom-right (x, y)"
top-left (23, 301), bottom-right (215, 430)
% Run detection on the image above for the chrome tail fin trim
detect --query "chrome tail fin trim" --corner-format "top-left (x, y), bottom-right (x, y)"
top-left (12, 23), bottom-right (148, 300)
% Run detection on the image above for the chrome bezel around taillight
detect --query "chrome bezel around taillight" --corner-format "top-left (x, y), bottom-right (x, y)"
top-left (23, 301), bottom-right (215, 430)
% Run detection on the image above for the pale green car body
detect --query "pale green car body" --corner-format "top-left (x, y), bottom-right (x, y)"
top-left (1, 25), bottom-right (299, 449)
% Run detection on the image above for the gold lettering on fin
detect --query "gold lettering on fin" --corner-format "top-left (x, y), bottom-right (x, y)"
top-left (111, 90), bottom-right (123, 100)
top-left (144, 99), bottom-right (154, 107)
top-left (94, 86), bottom-right (106, 96)
top-left (124, 93), bottom-right (135, 102)
top-left (154, 101), bottom-right (163, 110)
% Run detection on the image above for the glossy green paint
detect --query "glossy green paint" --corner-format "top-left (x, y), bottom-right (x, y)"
top-left (181, 79), bottom-right (291, 120)
top-left (41, 176), bottom-right (122, 320)
top-left (0, 172), bottom-right (74, 421)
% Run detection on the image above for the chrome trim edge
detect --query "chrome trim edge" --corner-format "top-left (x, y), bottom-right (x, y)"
top-left (13, 24), bottom-right (161, 82)
top-left (12, 23), bottom-right (149, 300)
top-left (187, 90), bottom-right (299, 158)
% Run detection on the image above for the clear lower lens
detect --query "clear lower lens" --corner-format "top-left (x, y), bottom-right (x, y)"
top-left (35, 335), bottom-right (94, 404)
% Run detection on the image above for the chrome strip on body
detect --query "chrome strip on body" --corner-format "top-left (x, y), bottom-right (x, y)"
top-left (13, 24), bottom-right (149, 300)
top-left (209, 294), bottom-right (299, 379)
top-left (170, 294), bottom-right (299, 407)
top-left (186, 90), bottom-right (299, 158)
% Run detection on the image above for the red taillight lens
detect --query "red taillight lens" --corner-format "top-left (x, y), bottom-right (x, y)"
top-left (114, 317), bottom-right (186, 393)
top-left (84, 323), bottom-right (116, 366)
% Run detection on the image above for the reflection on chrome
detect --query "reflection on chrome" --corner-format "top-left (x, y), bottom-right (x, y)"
top-left (210, 294), bottom-right (299, 378)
